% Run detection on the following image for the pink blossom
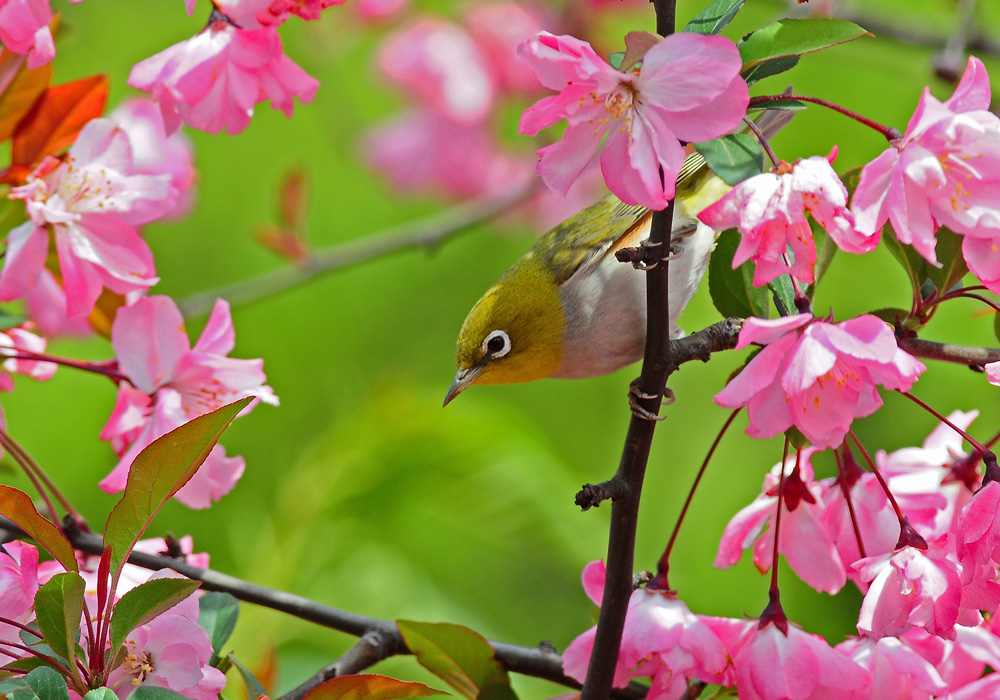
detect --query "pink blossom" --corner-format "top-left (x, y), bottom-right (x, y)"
top-left (562, 561), bottom-right (729, 698)
top-left (464, 3), bottom-right (550, 97)
top-left (821, 470), bottom-right (900, 584)
top-left (0, 0), bottom-right (54, 69)
top-left (904, 625), bottom-right (1000, 689)
top-left (0, 118), bottom-right (173, 318)
top-left (0, 325), bottom-right (55, 390)
top-left (105, 572), bottom-right (224, 700)
top-left (956, 480), bottom-right (1000, 585)
top-left (698, 150), bottom-right (876, 286)
top-left (851, 56), bottom-right (1000, 264)
top-left (518, 31), bottom-right (748, 209)
top-left (714, 313), bottom-right (925, 449)
top-left (0, 541), bottom-right (39, 662)
top-left (110, 98), bottom-right (197, 221)
top-left (732, 621), bottom-right (869, 700)
top-left (855, 541), bottom-right (963, 639)
top-left (379, 20), bottom-right (495, 124)
top-left (365, 109), bottom-right (532, 199)
top-left (834, 636), bottom-right (948, 699)
top-left (963, 236), bottom-right (1000, 294)
top-left (24, 269), bottom-right (94, 337)
top-left (128, 20), bottom-right (318, 135)
top-left (100, 295), bottom-right (278, 508)
top-left (351, 0), bottom-right (407, 24)
top-left (716, 448), bottom-right (848, 593)
top-left (988, 362), bottom-right (1000, 386)
top-left (209, 0), bottom-right (344, 29)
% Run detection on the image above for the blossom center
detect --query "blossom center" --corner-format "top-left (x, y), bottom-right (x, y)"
top-left (121, 639), bottom-right (154, 687)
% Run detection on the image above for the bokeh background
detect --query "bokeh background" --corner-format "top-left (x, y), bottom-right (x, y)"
top-left (3, 0), bottom-right (1000, 697)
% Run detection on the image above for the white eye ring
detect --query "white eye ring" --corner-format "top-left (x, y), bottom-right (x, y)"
top-left (482, 330), bottom-right (511, 358)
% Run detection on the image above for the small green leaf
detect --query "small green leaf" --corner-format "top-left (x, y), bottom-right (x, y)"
top-left (709, 230), bottom-right (769, 319)
top-left (811, 223), bottom-right (838, 288)
top-left (870, 308), bottom-right (908, 326)
top-left (926, 228), bottom-right (967, 294)
top-left (683, 0), bottom-right (747, 35)
top-left (199, 592), bottom-right (240, 662)
top-left (303, 675), bottom-right (447, 700)
top-left (608, 52), bottom-right (624, 70)
top-left (8, 667), bottom-right (69, 700)
top-left (104, 398), bottom-right (252, 580)
top-left (882, 225), bottom-right (926, 299)
top-left (33, 573), bottom-right (85, 671)
top-left (397, 620), bottom-right (512, 700)
top-left (694, 133), bottom-right (764, 186)
top-left (109, 577), bottom-right (201, 655)
top-left (739, 19), bottom-right (870, 70)
top-left (785, 426), bottom-right (808, 450)
top-left (768, 276), bottom-right (795, 317)
top-left (81, 688), bottom-right (119, 700)
top-left (0, 486), bottom-right (77, 572)
top-left (128, 688), bottom-right (195, 700)
top-left (745, 98), bottom-right (806, 112)
top-left (229, 654), bottom-right (268, 700)
top-left (741, 55), bottom-right (800, 85)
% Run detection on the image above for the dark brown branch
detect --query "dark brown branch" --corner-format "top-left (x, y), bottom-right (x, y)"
top-left (277, 630), bottom-right (398, 700)
top-left (897, 337), bottom-right (1000, 368)
top-left (177, 182), bottom-right (535, 318)
top-left (0, 517), bottom-right (646, 700)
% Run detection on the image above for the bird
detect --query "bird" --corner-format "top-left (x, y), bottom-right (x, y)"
top-left (444, 112), bottom-right (792, 408)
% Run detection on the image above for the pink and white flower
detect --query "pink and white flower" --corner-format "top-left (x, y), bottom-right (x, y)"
top-left (100, 295), bottom-right (278, 508)
top-left (517, 31), bottom-right (748, 209)
top-left (128, 20), bottom-right (318, 135)
top-left (851, 56), bottom-right (1000, 264)
top-left (0, 118), bottom-right (173, 318)
top-left (834, 635), bottom-right (949, 699)
top-left (714, 313), bottom-right (925, 449)
top-left (698, 150), bottom-right (876, 286)
top-left (988, 361), bottom-right (1000, 387)
top-left (0, 0), bottom-right (54, 69)
top-left (463, 3), bottom-right (549, 97)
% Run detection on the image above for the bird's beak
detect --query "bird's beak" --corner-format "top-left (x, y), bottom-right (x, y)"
top-left (443, 365), bottom-right (482, 407)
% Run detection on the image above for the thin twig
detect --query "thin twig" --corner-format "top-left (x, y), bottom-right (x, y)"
top-left (897, 336), bottom-right (1000, 368)
top-left (177, 183), bottom-right (535, 318)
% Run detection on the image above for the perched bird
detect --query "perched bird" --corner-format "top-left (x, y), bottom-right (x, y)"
top-left (445, 113), bottom-right (791, 407)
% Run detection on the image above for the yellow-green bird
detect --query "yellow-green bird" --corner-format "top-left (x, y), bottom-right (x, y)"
top-left (444, 114), bottom-right (789, 407)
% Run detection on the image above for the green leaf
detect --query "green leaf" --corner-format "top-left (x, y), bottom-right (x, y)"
top-left (0, 676), bottom-right (31, 696)
top-left (128, 688), bottom-right (195, 700)
top-left (81, 688), bottom-right (119, 700)
top-left (994, 309), bottom-right (1000, 343)
top-left (199, 592), bottom-right (240, 662)
top-left (741, 55), bottom-right (800, 85)
top-left (683, 0), bottom-right (746, 35)
top-left (870, 308), bottom-right (908, 326)
top-left (0, 486), bottom-right (77, 572)
top-left (608, 52), bottom-right (624, 70)
top-left (882, 225), bottom-right (926, 298)
top-left (109, 577), bottom-right (201, 656)
top-left (397, 620), bottom-right (513, 700)
top-left (739, 19), bottom-right (871, 70)
top-left (709, 230), bottom-right (769, 319)
top-left (2, 657), bottom-right (57, 674)
top-left (694, 133), bottom-right (764, 187)
top-left (745, 98), bottom-right (806, 112)
top-left (302, 675), bottom-right (447, 700)
top-left (103, 398), bottom-right (252, 579)
top-left (8, 667), bottom-right (69, 700)
top-left (768, 276), bottom-right (795, 317)
top-left (811, 223), bottom-right (838, 288)
top-left (926, 228), bottom-right (967, 294)
top-left (229, 654), bottom-right (268, 700)
top-left (33, 573), bottom-right (85, 671)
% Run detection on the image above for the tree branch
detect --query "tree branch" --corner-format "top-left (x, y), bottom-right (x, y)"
top-left (177, 182), bottom-right (535, 318)
top-left (898, 336), bottom-right (1000, 368)
top-left (0, 517), bottom-right (647, 700)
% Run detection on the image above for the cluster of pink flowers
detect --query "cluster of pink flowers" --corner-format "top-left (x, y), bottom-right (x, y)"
top-left (0, 538), bottom-right (223, 700)
top-left (566, 411), bottom-right (1000, 698)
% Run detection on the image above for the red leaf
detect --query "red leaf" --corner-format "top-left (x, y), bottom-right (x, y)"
top-left (0, 485), bottom-right (78, 572)
top-left (303, 675), bottom-right (447, 700)
top-left (0, 50), bottom-right (52, 143)
top-left (12, 74), bottom-right (109, 169)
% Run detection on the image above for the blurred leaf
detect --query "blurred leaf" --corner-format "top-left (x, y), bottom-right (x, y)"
top-left (103, 397), bottom-right (252, 579)
top-left (109, 577), bottom-right (201, 658)
top-left (199, 592), bottom-right (240, 662)
top-left (11, 74), bottom-right (108, 169)
top-left (742, 55), bottom-right (800, 85)
top-left (303, 675), bottom-right (447, 700)
top-left (620, 32), bottom-right (660, 71)
top-left (129, 688), bottom-right (194, 700)
top-left (229, 654), bottom-right (269, 700)
top-left (0, 51), bottom-right (52, 143)
top-left (694, 133), bottom-right (763, 186)
top-left (81, 689), bottom-right (118, 700)
top-left (812, 224), bottom-right (837, 288)
top-left (608, 51), bottom-right (624, 70)
top-left (397, 620), bottom-right (514, 700)
top-left (768, 275), bottom-right (795, 316)
top-left (745, 98), bottom-right (806, 112)
top-left (926, 229), bottom-right (967, 294)
top-left (994, 310), bottom-right (1000, 343)
top-left (709, 230), bottom-right (769, 319)
top-left (739, 19), bottom-right (870, 70)
top-left (683, 0), bottom-right (747, 35)
top-left (8, 667), bottom-right (68, 700)
top-left (0, 676), bottom-right (31, 694)
top-left (0, 485), bottom-right (77, 572)
top-left (870, 308), bottom-right (908, 326)
top-left (33, 573), bottom-right (85, 669)
top-left (882, 225), bottom-right (925, 301)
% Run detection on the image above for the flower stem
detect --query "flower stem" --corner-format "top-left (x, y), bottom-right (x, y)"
top-left (743, 116), bottom-right (779, 168)
top-left (748, 94), bottom-right (903, 142)
top-left (760, 439), bottom-right (791, 634)
top-left (0, 350), bottom-right (126, 382)
top-left (834, 446), bottom-right (867, 559)
top-left (0, 429), bottom-right (82, 522)
top-left (0, 431), bottom-right (58, 523)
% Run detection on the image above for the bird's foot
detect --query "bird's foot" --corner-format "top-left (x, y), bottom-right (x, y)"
top-left (628, 380), bottom-right (673, 421)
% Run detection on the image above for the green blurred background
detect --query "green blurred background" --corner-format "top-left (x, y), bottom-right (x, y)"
top-left (3, 0), bottom-right (1000, 697)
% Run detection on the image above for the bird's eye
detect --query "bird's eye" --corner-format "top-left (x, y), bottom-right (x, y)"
top-left (482, 330), bottom-right (511, 358)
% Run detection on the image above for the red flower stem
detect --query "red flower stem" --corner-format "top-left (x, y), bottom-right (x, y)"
top-left (0, 429), bottom-right (81, 522)
top-left (759, 439), bottom-right (791, 634)
top-left (848, 431), bottom-right (927, 549)
top-left (748, 94), bottom-right (903, 142)
top-left (834, 447), bottom-right (867, 559)
top-left (649, 409), bottom-right (740, 590)
top-left (0, 640), bottom-right (75, 679)
top-left (743, 116), bottom-right (780, 168)
top-left (0, 615), bottom-right (43, 640)
top-left (0, 350), bottom-right (126, 382)
top-left (0, 431), bottom-right (58, 523)
top-left (900, 391), bottom-right (1000, 483)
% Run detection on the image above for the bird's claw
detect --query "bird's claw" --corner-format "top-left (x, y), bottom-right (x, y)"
top-left (628, 380), bottom-right (669, 421)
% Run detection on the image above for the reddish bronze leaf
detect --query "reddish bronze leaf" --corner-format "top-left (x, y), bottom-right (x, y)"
top-left (12, 74), bottom-right (109, 169)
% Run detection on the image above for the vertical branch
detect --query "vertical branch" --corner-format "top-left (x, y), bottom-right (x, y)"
top-left (578, 4), bottom-right (677, 698)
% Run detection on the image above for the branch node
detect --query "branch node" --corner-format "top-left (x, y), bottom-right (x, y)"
top-left (575, 479), bottom-right (627, 510)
